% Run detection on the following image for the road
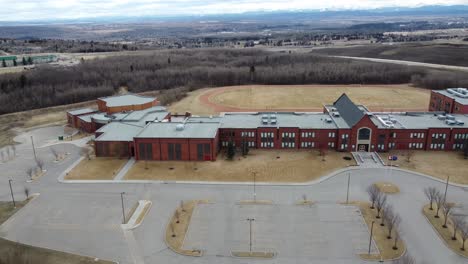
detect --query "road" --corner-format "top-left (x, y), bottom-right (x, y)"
top-left (332, 56), bottom-right (468, 72)
top-left (0, 126), bottom-right (467, 264)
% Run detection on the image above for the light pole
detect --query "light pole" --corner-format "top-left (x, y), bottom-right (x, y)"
top-left (346, 173), bottom-right (351, 204)
top-left (443, 176), bottom-right (450, 203)
top-left (246, 218), bottom-right (255, 252)
top-left (30, 136), bottom-right (37, 161)
top-left (8, 179), bottom-right (15, 208)
top-left (120, 192), bottom-right (126, 224)
top-left (252, 171), bottom-right (257, 202)
top-left (368, 221), bottom-right (375, 255)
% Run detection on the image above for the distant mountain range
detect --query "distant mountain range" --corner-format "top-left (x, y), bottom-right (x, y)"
top-left (1, 5), bottom-right (468, 25)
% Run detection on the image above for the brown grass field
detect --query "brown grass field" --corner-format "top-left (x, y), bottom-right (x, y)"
top-left (125, 150), bottom-right (355, 182)
top-left (388, 151), bottom-right (468, 185)
top-left (65, 157), bottom-right (127, 180)
top-left (169, 84), bottom-right (430, 115)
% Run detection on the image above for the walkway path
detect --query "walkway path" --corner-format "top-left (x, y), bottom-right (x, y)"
top-left (114, 158), bottom-right (135, 181)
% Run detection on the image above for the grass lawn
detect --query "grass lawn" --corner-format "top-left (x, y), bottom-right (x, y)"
top-left (0, 200), bottom-right (115, 264)
top-left (125, 150), bottom-right (355, 182)
top-left (351, 201), bottom-right (405, 261)
top-left (65, 157), bottom-right (127, 180)
top-left (388, 151), bottom-right (468, 185)
top-left (165, 200), bottom-right (205, 257)
top-left (422, 204), bottom-right (468, 257)
top-left (374, 182), bottom-right (400, 194)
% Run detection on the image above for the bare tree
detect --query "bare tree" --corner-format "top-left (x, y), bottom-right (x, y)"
top-left (424, 187), bottom-right (439, 210)
top-left (442, 203), bottom-right (454, 228)
top-left (11, 145), bottom-right (16, 156)
top-left (0, 150), bottom-right (5, 162)
top-left (434, 192), bottom-right (444, 218)
top-left (460, 222), bottom-right (468, 251)
top-left (175, 210), bottom-right (180, 224)
top-left (393, 228), bottom-right (400, 250)
top-left (171, 222), bottom-right (176, 237)
top-left (367, 184), bottom-right (380, 209)
top-left (385, 207), bottom-right (401, 239)
top-left (50, 147), bottom-right (59, 160)
top-left (375, 193), bottom-right (388, 219)
top-left (36, 158), bottom-right (45, 171)
top-left (406, 150), bottom-right (414, 163)
top-left (451, 215), bottom-right (465, 241)
top-left (380, 204), bottom-right (389, 226)
top-left (26, 167), bottom-right (34, 180)
top-left (24, 187), bottom-right (29, 199)
top-left (180, 200), bottom-right (185, 212)
top-left (80, 147), bottom-right (91, 160)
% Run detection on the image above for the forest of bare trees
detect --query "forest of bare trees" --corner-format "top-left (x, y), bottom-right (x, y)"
top-left (0, 49), bottom-right (466, 115)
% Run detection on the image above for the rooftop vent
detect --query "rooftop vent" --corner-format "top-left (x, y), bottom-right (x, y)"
top-left (446, 120), bottom-right (456, 125)
top-left (446, 115), bottom-right (455, 120)
top-left (176, 124), bottom-right (185, 131)
top-left (456, 120), bottom-right (465, 125)
top-left (325, 118), bottom-right (333, 123)
top-left (437, 115), bottom-right (446, 120)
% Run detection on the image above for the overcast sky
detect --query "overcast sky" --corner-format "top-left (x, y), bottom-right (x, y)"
top-left (1, 0), bottom-right (468, 21)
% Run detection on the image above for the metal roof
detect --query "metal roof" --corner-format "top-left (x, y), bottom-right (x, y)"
top-left (371, 113), bottom-right (468, 129)
top-left (333, 94), bottom-right (365, 127)
top-left (433, 89), bottom-right (468, 105)
top-left (95, 122), bottom-right (144, 142)
top-left (99, 94), bottom-right (156, 107)
top-left (219, 112), bottom-right (338, 129)
top-left (92, 106), bottom-right (168, 126)
top-left (136, 122), bottom-right (220, 139)
top-left (67, 108), bottom-right (96, 116)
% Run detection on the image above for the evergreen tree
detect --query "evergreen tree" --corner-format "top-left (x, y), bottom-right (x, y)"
top-left (22, 57), bottom-right (27, 65)
top-left (13, 59), bottom-right (17, 66)
top-left (1, 59), bottom-right (6, 67)
top-left (463, 138), bottom-right (468, 159)
top-left (27, 57), bottom-right (33, 65)
top-left (168, 57), bottom-right (171, 64)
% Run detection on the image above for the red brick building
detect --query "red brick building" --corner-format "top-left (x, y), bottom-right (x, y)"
top-left (68, 93), bottom-right (468, 161)
top-left (429, 88), bottom-right (468, 114)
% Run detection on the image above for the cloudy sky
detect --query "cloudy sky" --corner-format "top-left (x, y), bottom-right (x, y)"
top-left (1, 0), bottom-right (468, 21)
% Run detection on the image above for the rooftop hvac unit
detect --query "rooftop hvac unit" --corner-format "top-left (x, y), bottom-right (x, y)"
top-left (325, 118), bottom-right (333, 123)
top-left (446, 120), bottom-right (456, 125)
top-left (176, 124), bottom-right (185, 131)
top-left (456, 120), bottom-right (465, 125)
top-left (262, 118), bottom-right (269, 125)
top-left (438, 115), bottom-right (446, 120)
top-left (446, 115), bottom-right (455, 120)
top-left (389, 118), bottom-right (397, 123)
top-left (332, 112), bottom-right (340, 117)
top-left (270, 119), bottom-right (277, 125)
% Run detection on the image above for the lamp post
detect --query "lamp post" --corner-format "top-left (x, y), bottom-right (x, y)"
top-left (252, 171), bottom-right (257, 202)
top-left (368, 221), bottom-right (375, 255)
top-left (443, 176), bottom-right (450, 203)
top-left (8, 179), bottom-right (15, 208)
top-left (346, 173), bottom-right (351, 204)
top-left (246, 218), bottom-right (255, 252)
top-left (120, 192), bottom-right (126, 224)
top-left (30, 136), bottom-right (37, 161)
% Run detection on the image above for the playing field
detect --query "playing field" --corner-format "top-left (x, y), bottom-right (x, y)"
top-left (168, 84), bottom-right (430, 115)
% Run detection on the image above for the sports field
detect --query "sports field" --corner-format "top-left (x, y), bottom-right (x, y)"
top-left (168, 84), bottom-right (430, 115)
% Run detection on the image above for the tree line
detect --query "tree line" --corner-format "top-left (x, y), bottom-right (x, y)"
top-left (0, 49), bottom-right (466, 115)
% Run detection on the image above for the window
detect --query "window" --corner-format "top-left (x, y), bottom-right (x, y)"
top-left (168, 143), bottom-right (181, 160)
top-left (139, 143), bottom-right (153, 160)
top-left (328, 132), bottom-right (336, 138)
top-left (358, 128), bottom-right (371, 140)
top-left (241, 131), bottom-right (255, 138)
top-left (388, 142), bottom-right (396, 149)
top-left (301, 142), bottom-right (315, 148)
top-left (301, 132), bottom-right (315, 138)
top-left (328, 142), bottom-right (335, 148)
top-left (340, 144), bottom-right (348, 150)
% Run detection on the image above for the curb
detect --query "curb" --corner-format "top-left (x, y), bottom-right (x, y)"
top-left (121, 200), bottom-right (152, 231)
top-left (0, 193), bottom-right (41, 230)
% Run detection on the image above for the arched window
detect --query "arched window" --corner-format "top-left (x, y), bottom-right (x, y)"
top-left (358, 128), bottom-right (371, 140)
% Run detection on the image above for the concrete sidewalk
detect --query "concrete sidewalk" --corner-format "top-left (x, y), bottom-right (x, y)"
top-left (114, 158), bottom-right (135, 181)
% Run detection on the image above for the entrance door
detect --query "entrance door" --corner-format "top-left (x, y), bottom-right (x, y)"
top-left (358, 144), bottom-right (369, 152)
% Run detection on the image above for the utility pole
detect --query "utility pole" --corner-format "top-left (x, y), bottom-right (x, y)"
top-left (246, 218), bottom-right (255, 252)
top-left (443, 176), bottom-right (450, 203)
top-left (368, 221), bottom-right (375, 255)
top-left (120, 192), bottom-right (126, 224)
top-left (8, 179), bottom-right (15, 208)
top-left (253, 171), bottom-right (257, 202)
top-left (346, 173), bottom-right (351, 204)
top-left (30, 136), bottom-right (37, 161)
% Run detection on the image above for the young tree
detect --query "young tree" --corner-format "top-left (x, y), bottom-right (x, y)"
top-left (22, 57), bottom-right (27, 65)
top-left (385, 207), bottom-right (401, 239)
top-left (406, 150), bottom-right (414, 163)
top-left (180, 200), bottom-right (185, 212)
top-left (451, 215), bottom-right (465, 241)
top-left (424, 187), bottom-right (439, 210)
top-left (2, 59), bottom-right (6, 67)
top-left (227, 141), bottom-right (235, 160)
top-left (24, 187), bottom-right (29, 199)
top-left (11, 145), bottom-right (16, 157)
top-left (175, 210), bottom-right (180, 223)
top-left (442, 202), bottom-right (454, 228)
top-left (80, 147), bottom-right (91, 160)
top-left (319, 144), bottom-right (328, 161)
top-left (460, 222), bottom-right (468, 251)
top-left (375, 193), bottom-right (387, 219)
top-left (27, 167), bottom-right (35, 180)
top-left (50, 147), bottom-right (59, 161)
top-left (434, 192), bottom-right (444, 218)
top-left (13, 59), bottom-right (17, 66)
top-left (393, 228), bottom-right (400, 250)
top-left (367, 184), bottom-right (380, 209)
top-left (36, 158), bottom-right (45, 171)
top-left (27, 57), bottom-right (33, 65)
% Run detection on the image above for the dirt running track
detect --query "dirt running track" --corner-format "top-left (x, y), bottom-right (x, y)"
top-left (169, 84), bottom-right (431, 115)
